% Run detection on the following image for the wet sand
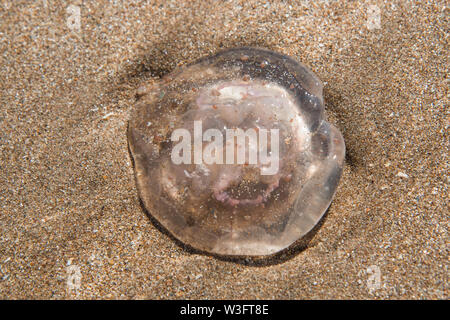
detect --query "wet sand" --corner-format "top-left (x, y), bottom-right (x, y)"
top-left (0, 0), bottom-right (447, 299)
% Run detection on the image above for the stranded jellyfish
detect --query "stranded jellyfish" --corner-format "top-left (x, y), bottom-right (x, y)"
top-left (128, 47), bottom-right (345, 256)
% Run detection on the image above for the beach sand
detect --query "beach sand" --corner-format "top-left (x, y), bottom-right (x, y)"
top-left (0, 0), bottom-right (447, 299)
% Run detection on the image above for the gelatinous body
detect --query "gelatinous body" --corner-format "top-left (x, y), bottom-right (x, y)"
top-left (128, 47), bottom-right (345, 256)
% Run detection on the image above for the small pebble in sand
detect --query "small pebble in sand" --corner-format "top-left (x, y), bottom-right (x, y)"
top-left (396, 172), bottom-right (409, 179)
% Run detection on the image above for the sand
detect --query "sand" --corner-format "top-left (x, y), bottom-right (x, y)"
top-left (0, 0), bottom-right (447, 299)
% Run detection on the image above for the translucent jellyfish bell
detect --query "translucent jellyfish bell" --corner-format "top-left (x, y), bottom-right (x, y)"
top-left (128, 48), bottom-right (345, 256)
